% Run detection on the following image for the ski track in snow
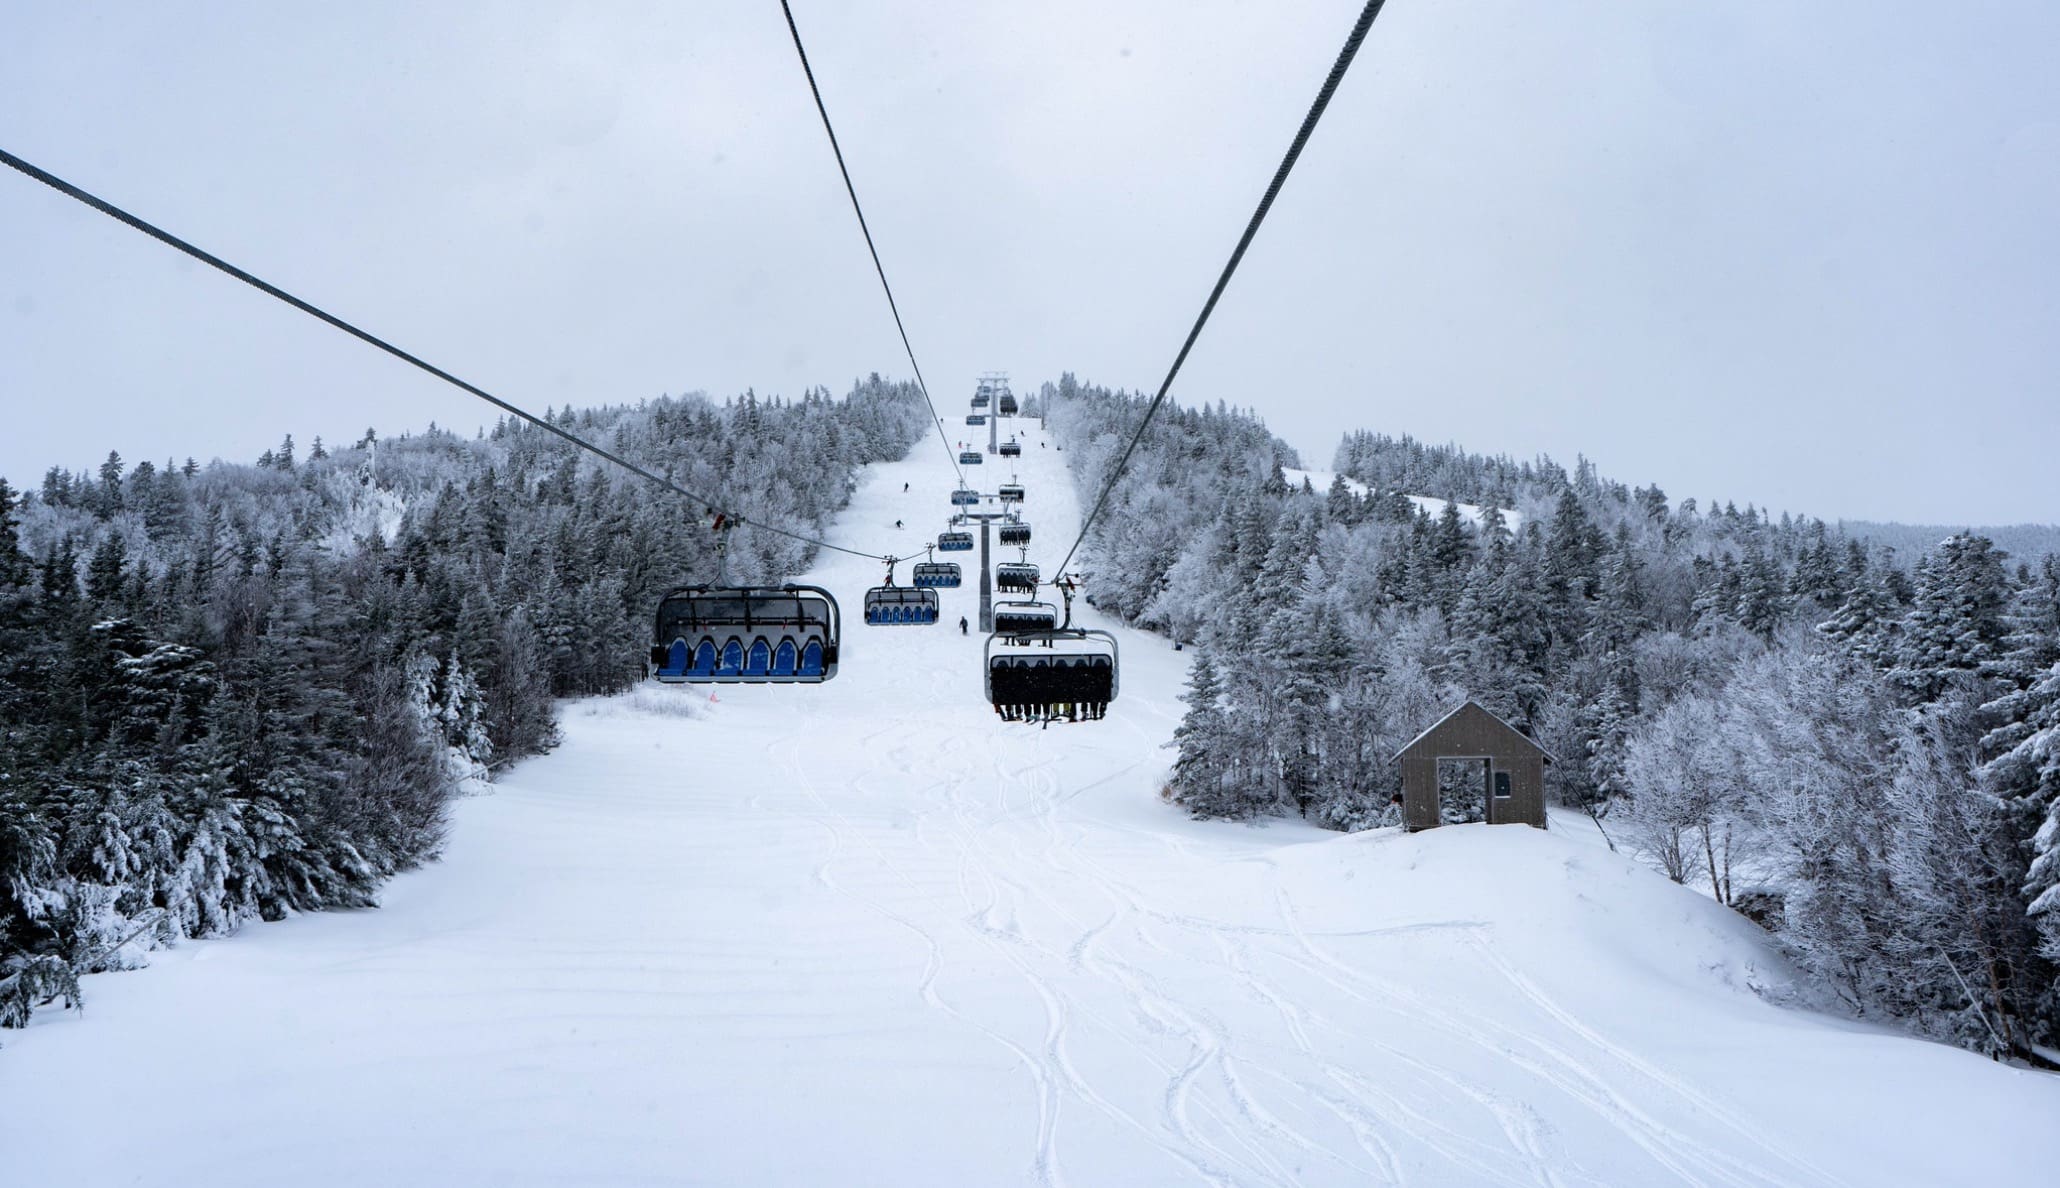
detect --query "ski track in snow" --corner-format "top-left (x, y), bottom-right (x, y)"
top-left (5, 418), bottom-right (2057, 1188)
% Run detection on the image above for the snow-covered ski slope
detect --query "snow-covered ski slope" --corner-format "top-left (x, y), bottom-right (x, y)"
top-left (6, 420), bottom-right (2055, 1187)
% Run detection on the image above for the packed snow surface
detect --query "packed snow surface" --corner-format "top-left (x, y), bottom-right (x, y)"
top-left (1283, 466), bottom-right (1522, 530)
top-left (6, 423), bottom-right (2053, 1187)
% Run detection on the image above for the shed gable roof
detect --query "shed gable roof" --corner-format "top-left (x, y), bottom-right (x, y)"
top-left (1390, 700), bottom-right (1554, 763)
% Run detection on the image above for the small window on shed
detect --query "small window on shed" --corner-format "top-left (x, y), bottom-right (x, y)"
top-left (1493, 771), bottom-right (1512, 799)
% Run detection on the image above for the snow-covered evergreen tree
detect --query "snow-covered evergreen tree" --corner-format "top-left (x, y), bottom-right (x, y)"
top-left (1890, 534), bottom-right (2010, 704)
top-left (1165, 653), bottom-right (1237, 817)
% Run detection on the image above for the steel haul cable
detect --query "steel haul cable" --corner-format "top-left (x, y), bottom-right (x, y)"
top-left (779, 0), bottom-right (965, 490)
top-left (1051, 0), bottom-right (1389, 580)
top-left (0, 146), bottom-right (897, 565)
top-left (6, 0), bottom-right (1387, 577)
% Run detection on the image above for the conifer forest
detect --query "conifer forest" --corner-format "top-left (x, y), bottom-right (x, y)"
top-left (0, 380), bottom-right (928, 1027)
top-left (1040, 376), bottom-right (2060, 1063)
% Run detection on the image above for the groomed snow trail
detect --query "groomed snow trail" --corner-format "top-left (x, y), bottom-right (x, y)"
top-left (6, 419), bottom-right (2056, 1187)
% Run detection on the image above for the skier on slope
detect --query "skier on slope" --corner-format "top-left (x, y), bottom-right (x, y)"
top-left (959, 616), bottom-right (968, 636)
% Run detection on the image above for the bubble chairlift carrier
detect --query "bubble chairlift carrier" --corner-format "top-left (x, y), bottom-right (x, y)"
top-left (864, 559), bottom-right (941, 626)
top-left (994, 560), bottom-right (1041, 594)
top-left (651, 584), bottom-right (841, 683)
top-left (997, 390), bottom-right (1019, 415)
top-left (951, 488), bottom-right (981, 507)
top-left (986, 577), bottom-right (1117, 723)
top-left (998, 519), bottom-right (1031, 546)
top-left (936, 529), bottom-right (975, 552)
top-left (997, 483), bottom-right (1025, 504)
top-left (959, 450), bottom-right (984, 465)
top-left (992, 600), bottom-right (1059, 633)
top-left (912, 559), bottom-right (962, 588)
top-left (966, 413), bottom-right (986, 426)
top-left (650, 516), bottom-right (840, 683)
top-left (999, 439), bottom-right (1021, 458)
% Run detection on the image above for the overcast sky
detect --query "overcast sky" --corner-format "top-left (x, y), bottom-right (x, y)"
top-left (4, 1), bottom-right (2055, 524)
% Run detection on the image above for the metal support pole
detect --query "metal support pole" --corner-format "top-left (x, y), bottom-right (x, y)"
top-left (978, 518), bottom-right (993, 632)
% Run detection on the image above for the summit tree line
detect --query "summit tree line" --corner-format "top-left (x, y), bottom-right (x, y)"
top-left (1037, 373), bottom-right (2060, 1064)
top-left (0, 379), bottom-right (927, 1030)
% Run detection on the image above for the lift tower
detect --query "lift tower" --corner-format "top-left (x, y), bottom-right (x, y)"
top-left (979, 371), bottom-right (1008, 456)
top-left (952, 499), bottom-right (1017, 632)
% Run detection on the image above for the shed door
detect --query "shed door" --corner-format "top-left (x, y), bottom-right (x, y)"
top-left (1435, 758), bottom-right (1489, 824)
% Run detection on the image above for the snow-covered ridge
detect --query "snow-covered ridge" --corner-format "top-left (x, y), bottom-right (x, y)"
top-left (1284, 465), bottom-right (1524, 530)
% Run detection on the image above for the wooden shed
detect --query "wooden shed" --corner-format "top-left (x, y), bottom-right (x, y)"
top-left (1393, 701), bottom-right (1551, 831)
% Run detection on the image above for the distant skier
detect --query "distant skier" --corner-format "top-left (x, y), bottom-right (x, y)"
top-left (903, 482), bottom-right (909, 492)
top-left (895, 519), bottom-right (904, 529)
top-left (959, 616), bottom-right (968, 636)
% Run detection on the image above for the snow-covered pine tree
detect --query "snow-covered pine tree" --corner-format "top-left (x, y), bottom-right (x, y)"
top-left (1890, 534), bottom-right (2010, 705)
top-left (1995, 661), bottom-right (2060, 970)
top-left (1817, 564), bottom-right (1903, 669)
top-left (1166, 653), bottom-right (1234, 816)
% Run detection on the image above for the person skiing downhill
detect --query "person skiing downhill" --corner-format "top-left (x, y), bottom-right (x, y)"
top-left (958, 616), bottom-right (968, 635)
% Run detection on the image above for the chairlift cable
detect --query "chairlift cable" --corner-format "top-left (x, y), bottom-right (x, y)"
top-left (0, 146), bottom-right (895, 565)
top-left (779, 0), bottom-right (965, 489)
top-left (1049, 0), bottom-right (1388, 581)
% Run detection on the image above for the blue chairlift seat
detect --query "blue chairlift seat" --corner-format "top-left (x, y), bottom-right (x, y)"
top-left (650, 584), bottom-right (841, 684)
top-left (960, 451), bottom-right (984, 465)
top-left (865, 584), bottom-right (939, 627)
top-left (914, 562), bottom-right (962, 588)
